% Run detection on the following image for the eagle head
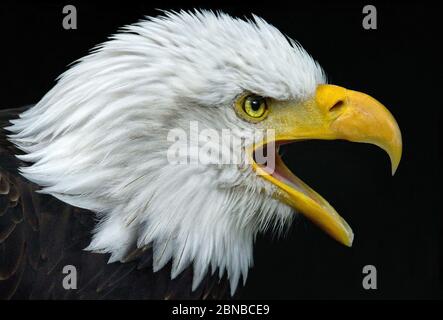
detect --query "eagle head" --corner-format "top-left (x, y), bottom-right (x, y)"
top-left (7, 10), bottom-right (402, 295)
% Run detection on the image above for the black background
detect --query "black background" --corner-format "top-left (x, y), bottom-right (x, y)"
top-left (0, 1), bottom-right (440, 299)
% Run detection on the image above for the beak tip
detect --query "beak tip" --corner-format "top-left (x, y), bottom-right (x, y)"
top-left (345, 231), bottom-right (354, 247)
top-left (338, 222), bottom-right (354, 247)
top-left (391, 165), bottom-right (398, 176)
top-left (390, 153), bottom-right (401, 176)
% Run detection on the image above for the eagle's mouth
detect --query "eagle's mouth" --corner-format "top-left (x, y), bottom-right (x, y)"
top-left (256, 141), bottom-right (326, 207)
top-left (251, 140), bottom-right (354, 246)
top-left (247, 84), bottom-right (402, 247)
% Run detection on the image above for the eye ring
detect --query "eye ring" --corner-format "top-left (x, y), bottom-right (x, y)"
top-left (235, 94), bottom-right (269, 122)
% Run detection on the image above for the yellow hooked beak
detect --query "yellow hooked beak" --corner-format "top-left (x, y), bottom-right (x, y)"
top-left (250, 84), bottom-right (402, 247)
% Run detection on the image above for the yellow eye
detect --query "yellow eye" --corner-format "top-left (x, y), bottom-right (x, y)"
top-left (234, 94), bottom-right (269, 122)
top-left (243, 95), bottom-right (267, 118)
top-left (235, 95), bottom-right (268, 122)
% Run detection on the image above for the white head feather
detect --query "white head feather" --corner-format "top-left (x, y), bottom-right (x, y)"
top-left (7, 10), bottom-right (326, 295)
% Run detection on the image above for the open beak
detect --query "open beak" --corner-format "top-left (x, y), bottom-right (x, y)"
top-left (250, 84), bottom-right (402, 247)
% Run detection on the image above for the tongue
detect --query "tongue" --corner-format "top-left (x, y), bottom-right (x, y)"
top-left (271, 153), bottom-right (329, 208)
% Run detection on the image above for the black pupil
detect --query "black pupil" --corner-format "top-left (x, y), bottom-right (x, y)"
top-left (250, 97), bottom-right (262, 111)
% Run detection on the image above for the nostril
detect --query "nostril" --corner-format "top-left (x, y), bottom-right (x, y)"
top-left (329, 99), bottom-right (345, 112)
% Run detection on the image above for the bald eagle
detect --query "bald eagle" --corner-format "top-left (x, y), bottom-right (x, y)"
top-left (0, 10), bottom-right (402, 299)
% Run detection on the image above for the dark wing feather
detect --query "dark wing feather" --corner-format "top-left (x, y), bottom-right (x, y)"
top-left (0, 106), bottom-right (231, 300)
